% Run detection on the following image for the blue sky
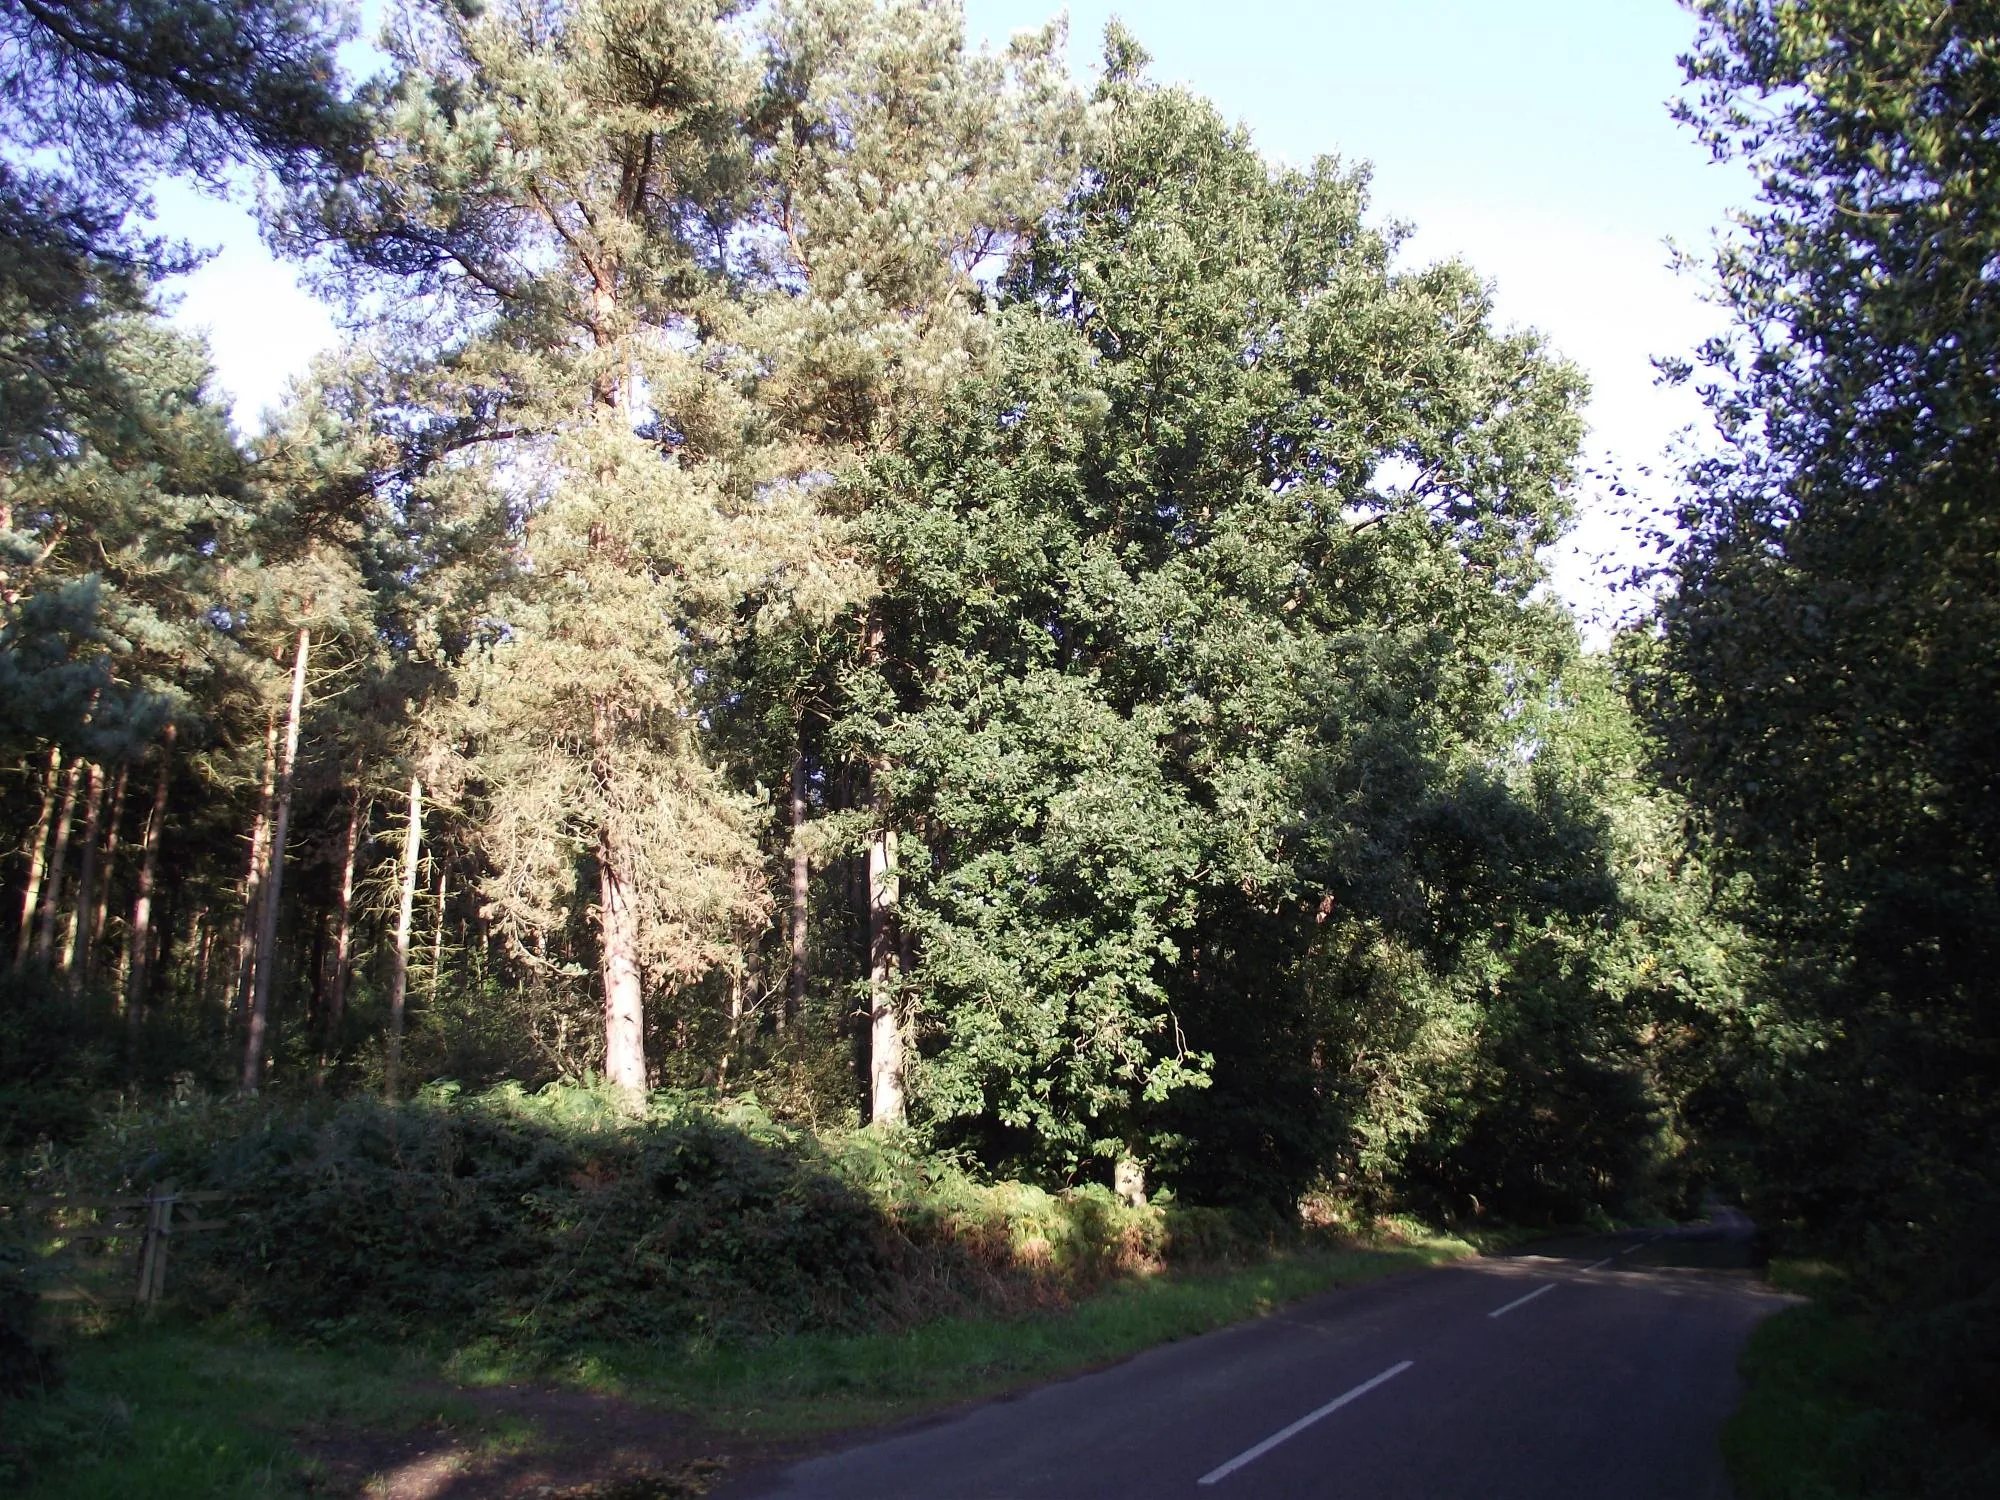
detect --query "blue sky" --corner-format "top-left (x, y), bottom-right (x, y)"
top-left (149, 1), bottom-right (1754, 630)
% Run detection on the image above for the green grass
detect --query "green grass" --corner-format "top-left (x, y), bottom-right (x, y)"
top-left (9, 1319), bottom-right (521, 1499)
top-left (9, 1233), bottom-right (1468, 1494)
top-left (516, 1233), bottom-right (1472, 1435)
top-left (1723, 1261), bottom-right (2000, 1500)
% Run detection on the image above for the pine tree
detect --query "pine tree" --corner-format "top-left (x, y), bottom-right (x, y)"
top-left (288, 0), bottom-right (1076, 1101)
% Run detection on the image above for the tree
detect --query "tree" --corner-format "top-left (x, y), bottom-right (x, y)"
top-left (1647, 0), bottom-right (2000, 1259)
top-left (855, 36), bottom-right (1599, 1193)
top-left (0, 0), bottom-right (361, 186)
top-left (0, 313), bottom-right (255, 1012)
top-left (0, 0), bottom-right (358, 473)
top-left (290, 0), bottom-right (1074, 1103)
top-left (0, 1), bottom-right (1768, 1250)
top-left (745, 0), bottom-right (1080, 1126)
top-left (2, 0), bottom-right (363, 1024)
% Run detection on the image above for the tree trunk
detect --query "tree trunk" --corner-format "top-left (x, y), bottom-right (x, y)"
top-left (327, 773), bottom-right (363, 1037)
top-left (59, 761), bottom-right (104, 979)
top-left (1115, 1157), bottom-right (1148, 1209)
top-left (867, 824), bottom-right (903, 1126)
top-left (386, 771), bottom-right (422, 1100)
top-left (84, 762), bottom-right (128, 981)
top-left (15, 746), bottom-right (62, 968)
top-left (124, 724), bottom-right (174, 1026)
top-left (234, 712), bottom-right (279, 1024)
top-left (429, 857), bottom-right (446, 1008)
top-left (583, 320), bottom-right (649, 1105)
top-left (307, 911), bottom-right (328, 1033)
top-left (861, 604), bottom-right (904, 1127)
top-left (192, 909), bottom-right (212, 1011)
top-left (718, 953), bottom-right (745, 1094)
top-left (597, 831), bottom-right (648, 1100)
top-left (154, 881), bottom-right (177, 1000)
top-left (787, 748), bottom-right (810, 1032)
top-left (243, 626), bottom-right (310, 1091)
top-left (30, 756), bottom-right (77, 961)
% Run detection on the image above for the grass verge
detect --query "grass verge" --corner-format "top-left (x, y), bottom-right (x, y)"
top-left (9, 1319), bottom-right (525, 1499)
top-left (1722, 1260), bottom-right (2000, 1500)
top-left (12, 1232), bottom-right (1468, 1495)
top-left (487, 1232), bottom-right (1472, 1435)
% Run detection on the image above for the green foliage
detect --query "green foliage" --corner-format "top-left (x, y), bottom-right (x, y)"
top-left (0, 0), bottom-right (362, 192)
top-left (4, 1324), bottom-right (499, 1498)
top-left (0, 312), bottom-right (247, 758)
top-left (1639, 8), bottom-right (2000, 1480)
top-left (0, 164), bottom-right (155, 474)
top-left (121, 1086), bottom-right (916, 1345)
top-left (855, 59), bottom-right (1624, 1198)
top-left (0, 1), bottom-right (1759, 1298)
top-left (1726, 1270), bottom-right (2000, 1500)
top-left (26, 1082), bottom-right (1287, 1352)
top-left (1649, 0), bottom-right (2000, 1283)
top-left (0, 0), bottom-right (359, 471)
top-left (0, 0), bottom-right (365, 763)
top-left (0, 967), bottom-right (234, 1150)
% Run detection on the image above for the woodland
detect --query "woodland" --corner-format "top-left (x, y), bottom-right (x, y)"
top-left (0, 2), bottom-right (1995, 1496)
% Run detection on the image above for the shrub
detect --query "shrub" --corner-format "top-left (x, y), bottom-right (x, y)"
top-left (21, 1083), bottom-right (1285, 1352)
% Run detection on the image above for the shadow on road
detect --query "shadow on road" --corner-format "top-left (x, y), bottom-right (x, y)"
top-left (1492, 1204), bottom-right (1768, 1278)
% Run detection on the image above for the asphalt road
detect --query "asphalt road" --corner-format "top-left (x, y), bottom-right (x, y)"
top-left (734, 1214), bottom-right (1790, 1499)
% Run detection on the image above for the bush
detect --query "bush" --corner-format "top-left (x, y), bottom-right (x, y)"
top-left (1726, 1261), bottom-right (2000, 1500)
top-left (0, 967), bottom-right (232, 1151)
top-left (0, 1207), bottom-right (83, 1488)
top-left (21, 1082), bottom-right (1283, 1353)
top-left (0, 971), bottom-right (122, 1152)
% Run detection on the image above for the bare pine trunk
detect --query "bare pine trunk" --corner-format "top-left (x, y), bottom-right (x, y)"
top-left (328, 776), bottom-right (363, 1037)
top-left (154, 884), bottom-right (176, 997)
top-left (787, 749), bottom-right (809, 1032)
top-left (581, 324), bottom-right (649, 1103)
top-left (59, 762), bottom-right (104, 978)
top-left (234, 713), bottom-right (279, 1025)
top-left (192, 910), bottom-right (212, 1010)
top-left (33, 758), bottom-right (80, 963)
top-left (429, 858), bottom-right (445, 1008)
top-left (243, 626), bottom-right (310, 1091)
top-left (861, 606), bottom-right (904, 1127)
top-left (125, 725), bottom-right (174, 1026)
top-left (307, 912), bottom-right (328, 1031)
top-left (88, 762), bottom-right (128, 968)
top-left (386, 772), bottom-right (423, 1100)
top-left (15, 746), bottom-right (62, 968)
top-left (717, 955), bottom-right (745, 1094)
top-left (597, 833), bottom-right (648, 1100)
top-left (867, 825), bottom-right (904, 1126)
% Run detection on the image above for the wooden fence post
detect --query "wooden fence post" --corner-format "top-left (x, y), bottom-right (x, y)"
top-left (136, 1180), bottom-right (176, 1304)
top-left (15, 1186), bottom-right (227, 1306)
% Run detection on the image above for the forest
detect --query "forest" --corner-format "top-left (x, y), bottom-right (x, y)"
top-left (1, 2), bottom-right (1995, 1497)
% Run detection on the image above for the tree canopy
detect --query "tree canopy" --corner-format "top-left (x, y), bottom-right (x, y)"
top-left (1643, 0), bottom-right (2000, 1277)
top-left (1, 0), bottom-right (1986, 1315)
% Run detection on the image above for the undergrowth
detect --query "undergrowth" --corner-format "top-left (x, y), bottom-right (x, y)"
top-left (2, 1081), bottom-right (1471, 1493)
top-left (557, 1236), bottom-right (1471, 1435)
top-left (1724, 1260), bottom-right (2000, 1500)
top-left (12, 1081), bottom-right (1284, 1351)
top-left (1, 1319), bottom-right (516, 1497)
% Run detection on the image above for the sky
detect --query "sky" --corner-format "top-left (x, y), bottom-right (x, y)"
top-left (147, 0), bottom-right (1755, 633)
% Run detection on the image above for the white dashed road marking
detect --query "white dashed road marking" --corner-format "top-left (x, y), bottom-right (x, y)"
top-left (1197, 1362), bottom-right (1417, 1486)
top-left (1487, 1283), bottom-right (1557, 1320)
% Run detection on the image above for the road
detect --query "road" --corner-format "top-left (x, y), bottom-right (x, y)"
top-left (733, 1214), bottom-right (1790, 1499)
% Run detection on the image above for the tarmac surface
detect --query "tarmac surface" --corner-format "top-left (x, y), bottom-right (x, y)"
top-left (734, 1211), bottom-right (1788, 1500)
